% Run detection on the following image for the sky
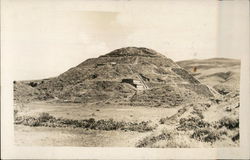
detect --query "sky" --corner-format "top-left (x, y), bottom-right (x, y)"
top-left (2, 0), bottom-right (249, 80)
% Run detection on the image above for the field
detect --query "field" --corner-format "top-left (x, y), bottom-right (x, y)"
top-left (15, 102), bottom-right (180, 123)
top-left (15, 125), bottom-right (150, 147)
top-left (14, 98), bottom-right (239, 147)
top-left (14, 102), bottom-right (179, 146)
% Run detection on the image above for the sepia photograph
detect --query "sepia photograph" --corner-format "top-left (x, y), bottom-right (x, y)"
top-left (1, 0), bottom-right (249, 159)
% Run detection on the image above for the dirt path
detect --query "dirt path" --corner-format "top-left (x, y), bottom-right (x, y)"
top-left (128, 57), bottom-right (149, 90)
top-left (134, 56), bottom-right (139, 64)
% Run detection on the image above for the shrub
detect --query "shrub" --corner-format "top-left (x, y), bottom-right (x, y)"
top-left (232, 133), bottom-right (239, 142)
top-left (159, 118), bottom-right (167, 124)
top-left (15, 114), bottom-right (156, 132)
top-left (191, 107), bottom-right (204, 119)
top-left (191, 128), bottom-right (227, 143)
top-left (123, 121), bottom-right (156, 132)
top-left (14, 116), bottom-right (24, 124)
top-left (177, 117), bottom-right (210, 131)
top-left (38, 112), bottom-right (54, 122)
top-left (136, 130), bottom-right (173, 147)
top-left (23, 117), bottom-right (40, 127)
top-left (217, 117), bottom-right (239, 130)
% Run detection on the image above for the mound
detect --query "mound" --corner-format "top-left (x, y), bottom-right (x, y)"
top-left (14, 81), bottom-right (52, 103)
top-left (14, 47), bottom-right (216, 107)
top-left (101, 47), bottom-right (165, 57)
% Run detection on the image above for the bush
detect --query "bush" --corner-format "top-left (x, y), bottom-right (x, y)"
top-left (123, 121), bottom-right (156, 132)
top-left (15, 114), bottom-right (156, 132)
top-left (191, 107), bottom-right (204, 119)
top-left (217, 117), bottom-right (239, 130)
top-left (136, 130), bottom-right (173, 147)
top-left (177, 117), bottom-right (210, 131)
top-left (14, 116), bottom-right (24, 124)
top-left (38, 112), bottom-right (54, 122)
top-left (159, 118), bottom-right (167, 124)
top-left (23, 117), bottom-right (40, 127)
top-left (191, 128), bottom-right (227, 143)
top-left (232, 133), bottom-right (239, 142)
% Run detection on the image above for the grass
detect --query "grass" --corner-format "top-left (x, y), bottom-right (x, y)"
top-left (14, 103), bottom-right (240, 147)
top-left (216, 117), bottom-right (239, 130)
top-left (175, 116), bottom-right (239, 144)
top-left (232, 133), bottom-right (239, 142)
top-left (159, 118), bottom-right (167, 124)
top-left (191, 127), bottom-right (227, 143)
top-left (176, 116), bottom-right (211, 131)
top-left (15, 112), bottom-right (157, 132)
top-left (191, 106), bottom-right (204, 119)
top-left (136, 129), bottom-right (173, 147)
top-left (136, 129), bottom-right (202, 148)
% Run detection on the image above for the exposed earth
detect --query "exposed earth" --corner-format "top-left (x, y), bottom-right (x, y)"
top-left (14, 47), bottom-right (240, 147)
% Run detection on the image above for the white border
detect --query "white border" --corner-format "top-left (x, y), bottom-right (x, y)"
top-left (1, 0), bottom-right (250, 159)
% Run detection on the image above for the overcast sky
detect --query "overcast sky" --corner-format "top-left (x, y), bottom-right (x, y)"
top-left (2, 0), bottom-right (249, 80)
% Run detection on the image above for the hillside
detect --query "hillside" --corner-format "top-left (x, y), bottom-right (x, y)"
top-left (177, 58), bottom-right (240, 95)
top-left (14, 47), bottom-right (215, 107)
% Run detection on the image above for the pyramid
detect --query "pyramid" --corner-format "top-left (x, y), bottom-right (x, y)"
top-left (15, 47), bottom-right (215, 107)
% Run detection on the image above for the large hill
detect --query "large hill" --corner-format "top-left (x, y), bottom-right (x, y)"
top-left (14, 47), bottom-right (216, 107)
top-left (177, 58), bottom-right (240, 95)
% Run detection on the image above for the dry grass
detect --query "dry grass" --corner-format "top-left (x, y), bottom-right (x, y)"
top-left (137, 114), bottom-right (240, 148)
top-left (191, 127), bottom-right (228, 143)
top-left (136, 129), bottom-right (173, 147)
top-left (136, 129), bottom-right (207, 148)
top-left (216, 116), bottom-right (239, 130)
top-left (176, 116), bottom-right (211, 131)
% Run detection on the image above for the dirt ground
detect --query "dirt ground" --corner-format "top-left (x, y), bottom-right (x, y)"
top-left (14, 102), bottom-right (179, 146)
top-left (16, 102), bottom-right (181, 122)
top-left (14, 125), bottom-right (151, 147)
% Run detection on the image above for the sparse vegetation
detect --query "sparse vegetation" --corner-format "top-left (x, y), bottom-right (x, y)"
top-left (136, 130), bottom-right (173, 147)
top-left (191, 106), bottom-right (204, 119)
top-left (232, 133), bottom-right (239, 142)
top-left (15, 113), bottom-right (157, 132)
top-left (191, 128), bottom-right (227, 143)
top-left (174, 115), bottom-right (239, 144)
top-left (38, 112), bottom-right (54, 122)
top-left (136, 129), bottom-right (202, 148)
top-left (177, 116), bottom-right (211, 131)
top-left (22, 117), bottom-right (41, 127)
top-left (159, 117), bottom-right (167, 124)
top-left (216, 117), bottom-right (239, 130)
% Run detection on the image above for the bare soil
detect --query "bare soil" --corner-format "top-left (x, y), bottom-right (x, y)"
top-left (15, 125), bottom-right (150, 147)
